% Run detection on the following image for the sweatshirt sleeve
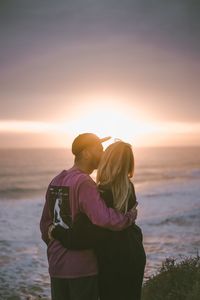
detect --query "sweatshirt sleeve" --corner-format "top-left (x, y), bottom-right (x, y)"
top-left (40, 186), bottom-right (52, 245)
top-left (78, 179), bottom-right (135, 231)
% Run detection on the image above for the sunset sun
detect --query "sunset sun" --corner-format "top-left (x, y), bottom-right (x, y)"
top-left (63, 99), bottom-right (155, 144)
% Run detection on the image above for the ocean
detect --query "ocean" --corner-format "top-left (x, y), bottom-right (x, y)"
top-left (0, 147), bottom-right (200, 299)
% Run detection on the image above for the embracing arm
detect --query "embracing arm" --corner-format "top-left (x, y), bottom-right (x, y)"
top-left (78, 179), bottom-right (137, 231)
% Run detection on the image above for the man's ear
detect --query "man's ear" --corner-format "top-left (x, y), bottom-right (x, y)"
top-left (82, 149), bottom-right (90, 160)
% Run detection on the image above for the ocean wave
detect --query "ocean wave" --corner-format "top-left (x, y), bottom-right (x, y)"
top-left (135, 167), bottom-right (200, 184)
top-left (0, 169), bottom-right (56, 178)
top-left (0, 187), bottom-right (46, 200)
top-left (144, 192), bottom-right (174, 198)
top-left (188, 169), bottom-right (200, 178)
top-left (153, 211), bottom-right (200, 227)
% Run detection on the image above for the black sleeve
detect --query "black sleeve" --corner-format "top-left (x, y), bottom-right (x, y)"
top-left (51, 188), bottom-right (117, 250)
top-left (51, 213), bottom-right (112, 250)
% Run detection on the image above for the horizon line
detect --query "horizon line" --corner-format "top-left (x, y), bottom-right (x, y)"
top-left (1, 145), bottom-right (200, 150)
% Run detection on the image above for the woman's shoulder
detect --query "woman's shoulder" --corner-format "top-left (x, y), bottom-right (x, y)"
top-left (98, 184), bottom-right (114, 208)
top-left (127, 180), bottom-right (137, 210)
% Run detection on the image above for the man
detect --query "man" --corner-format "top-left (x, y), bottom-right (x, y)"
top-left (40, 133), bottom-right (137, 300)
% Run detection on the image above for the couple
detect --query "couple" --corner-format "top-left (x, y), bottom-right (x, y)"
top-left (40, 133), bottom-right (146, 300)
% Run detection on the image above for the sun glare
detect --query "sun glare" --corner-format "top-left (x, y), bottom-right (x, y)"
top-left (1, 97), bottom-right (200, 148)
top-left (63, 100), bottom-right (155, 144)
top-left (0, 121), bottom-right (55, 133)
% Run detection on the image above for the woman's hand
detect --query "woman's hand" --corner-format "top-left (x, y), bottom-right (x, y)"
top-left (130, 201), bottom-right (138, 223)
top-left (48, 224), bottom-right (55, 241)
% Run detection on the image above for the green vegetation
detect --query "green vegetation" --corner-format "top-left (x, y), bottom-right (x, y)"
top-left (142, 256), bottom-right (200, 300)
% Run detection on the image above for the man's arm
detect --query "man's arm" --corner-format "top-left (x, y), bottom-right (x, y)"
top-left (40, 186), bottom-right (52, 245)
top-left (78, 179), bottom-right (137, 231)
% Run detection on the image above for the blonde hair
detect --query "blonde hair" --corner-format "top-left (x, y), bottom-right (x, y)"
top-left (96, 141), bottom-right (134, 213)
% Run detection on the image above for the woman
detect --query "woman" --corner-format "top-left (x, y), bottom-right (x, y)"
top-left (51, 141), bottom-right (146, 300)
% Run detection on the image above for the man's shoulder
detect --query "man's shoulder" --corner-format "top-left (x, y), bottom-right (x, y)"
top-left (50, 168), bottom-right (94, 187)
top-left (70, 170), bottom-right (93, 187)
top-left (50, 170), bottom-right (68, 185)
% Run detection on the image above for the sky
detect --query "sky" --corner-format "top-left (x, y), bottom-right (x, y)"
top-left (0, 0), bottom-right (200, 148)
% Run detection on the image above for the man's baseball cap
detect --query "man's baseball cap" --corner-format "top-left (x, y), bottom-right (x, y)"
top-left (72, 133), bottom-right (111, 156)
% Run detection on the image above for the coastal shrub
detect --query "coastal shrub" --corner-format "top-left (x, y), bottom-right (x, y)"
top-left (142, 256), bottom-right (200, 300)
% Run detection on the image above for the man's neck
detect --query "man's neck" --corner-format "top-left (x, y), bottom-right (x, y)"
top-left (74, 161), bottom-right (94, 175)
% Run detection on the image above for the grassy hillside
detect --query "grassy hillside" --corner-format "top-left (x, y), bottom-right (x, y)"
top-left (142, 256), bottom-right (200, 300)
